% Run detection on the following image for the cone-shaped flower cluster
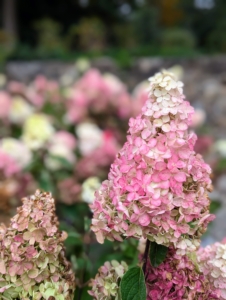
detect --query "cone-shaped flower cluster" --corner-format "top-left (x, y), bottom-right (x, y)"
top-left (88, 260), bottom-right (128, 300)
top-left (91, 70), bottom-right (214, 253)
top-left (198, 240), bottom-right (226, 299)
top-left (0, 190), bottom-right (75, 299)
top-left (146, 247), bottom-right (220, 299)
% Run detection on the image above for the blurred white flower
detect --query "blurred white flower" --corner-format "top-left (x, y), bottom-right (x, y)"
top-left (167, 65), bottom-right (184, 80)
top-left (9, 96), bottom-right (34, 124)
top-left (0, 73), bottom-right (6, 87)
top-left (45, 144), bottom-right (76, 171)
top-left (0, 138), bottom-right (32, 169)
top-left (214, 140), bottom-right (226, 157)
top-left (75, 58), bottom-right (90, 73)
top-left (132, 81), bottom-right (150, 99)
top-left (191, 108), bottom-right (206, 128)
top-left (76, 122), bottom-right (103, 155)
top-left (22, 114), bottom-right (55, 150)
top-left (81, 176), bottom-right (101, 204)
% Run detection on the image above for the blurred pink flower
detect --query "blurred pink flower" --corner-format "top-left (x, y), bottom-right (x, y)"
top-left (7, 81), bottom-right (26, 94)
top-left (131, 81), bottom-right (149, 117)
top-left (66, 89), bottom-right (88, 123)
top-left (0, 91), bottom-right (11, 119)
top-left (0, 138), bottom-right (32, 169)
top-left (33, 75), bottom-right (48, 91)
top-left (58, 178), bottom-right (82, 204)
top-left (0, 149), bottom-right (20, 177)
top-left (75, 130), bottom-right (119, 180)
top-left (195, 135), bottom-right (214, 155)
top-left (50, 131), bottom-right (77, 150)
top-left (66, 69), bottom-right (132, 123)
top-left (191, 108), bottom-right (206, 128)
top-left (26, 87), bottom-right (45, 108)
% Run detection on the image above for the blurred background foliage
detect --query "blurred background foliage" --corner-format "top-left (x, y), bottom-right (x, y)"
top-left (0, 0), bottom-right (225, 65)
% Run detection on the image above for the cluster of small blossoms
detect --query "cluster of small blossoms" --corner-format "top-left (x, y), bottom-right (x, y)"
top-left (146, 247), bottom-right (220, 300)
top-left (0, 190), bottom-right (75, 299)
top-left (88, 260), bottom-right (128, 300)
top-left (91, 70), bottom-right (213, 253)
top-left (197, 240), bottom-right (226, 299)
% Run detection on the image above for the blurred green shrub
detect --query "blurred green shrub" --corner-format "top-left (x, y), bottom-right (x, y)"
top-left (207, 19), bottom-right (226, 53)
top-left (68, 17), bottom-right (106, 52)
top-left (132, 5), bottom-right (160, 46)
top-left (34, 18), bottom-right (65, 58)
top-left (0, 29), bottom-right (15, 63)
top-left (161, 28), bottom-right (196, 53)
top-left (113, 23), bottom-right (136, 49)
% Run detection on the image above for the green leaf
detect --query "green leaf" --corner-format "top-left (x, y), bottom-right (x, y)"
top-left (84, 217), bottom-right (91, 232)
top-left (149, 242), bottom-right (168, 267)
top-left (120, 266), bottom-right (146, 300)
top-left (64, 232), bottom-right (82, 247)
top-left (50, 155), bottom-right (73, 170)
top-left (38, 171), bottom-right (55, 193)
top-left (187, 252), bottom-right (200, 273)
top-left (210, 200), bottom-right (221, 213)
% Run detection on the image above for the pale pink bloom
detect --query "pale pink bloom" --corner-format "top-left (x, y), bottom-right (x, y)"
top-left (198, 240), bottom-right (226, 299)
top-left (89, 260), bottom-right (128, 299)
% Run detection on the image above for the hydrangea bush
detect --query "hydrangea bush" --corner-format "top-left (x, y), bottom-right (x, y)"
top-left (89, 70), bottom-right (224, 300)
top-left (0, 68), bottom-right (225, 300)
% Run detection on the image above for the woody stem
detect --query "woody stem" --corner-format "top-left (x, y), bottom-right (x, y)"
top-left (142, 239), bottom-right (150, 277)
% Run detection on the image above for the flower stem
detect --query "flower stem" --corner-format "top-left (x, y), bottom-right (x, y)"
top-left (142, 239), bottom-right (150, 276)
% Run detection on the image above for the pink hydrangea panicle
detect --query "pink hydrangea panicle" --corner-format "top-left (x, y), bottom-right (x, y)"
top-left (146, 247), bottom-right (220, 299)
top-left (91, 70), bottom-right (214, 253)
top-left (0, 190), bottom-right (75, 299)
top-left (198, 240), bottom-right (226, 299)
top-left (89, 260), bottom-right (128, 300)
